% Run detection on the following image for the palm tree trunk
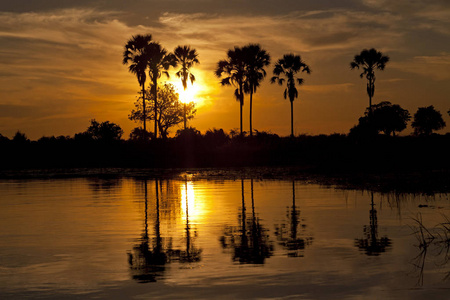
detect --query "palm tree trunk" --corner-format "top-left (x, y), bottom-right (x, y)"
top-left (239, 84), bottom-right (243, 135)
top-left (367, 79), bottom-right (374, 133)
top-left (290, 100), bottom-right (294, 137)
top-left (249, 89), bottom-right (253, 137)
top-left (240, 102), bottom-right (243, 135)
top-left (184, 103), bottom-right (187, 130)
top-left (153, 80), bottom-right (158, 139)
top-left (142, 84), bottom-right (146, 132)
top-left (367, 78), bottom-right (374, 118)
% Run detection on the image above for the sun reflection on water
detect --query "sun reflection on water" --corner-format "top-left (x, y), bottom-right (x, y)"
top-left (181, 181), bottom-right (199, 222)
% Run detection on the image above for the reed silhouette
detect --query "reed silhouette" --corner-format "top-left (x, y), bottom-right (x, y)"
top-left (174, 45), bottom-right (200, 130)
top-left (220, 179), bottom-right (273, 264)
top-left (409, 213), bottom-right (450, 286)
top-left (271, 54), bottom-right (311, 137)
top-left (354, 192), bottom-right (392, 256)
top-left (350, 48), bottom-right (389, 116)
top-left (274, 181), bottom-right (313, 257)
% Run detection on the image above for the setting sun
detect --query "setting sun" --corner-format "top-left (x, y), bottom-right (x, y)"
top-left (171, 80), bottom-right (201, 104)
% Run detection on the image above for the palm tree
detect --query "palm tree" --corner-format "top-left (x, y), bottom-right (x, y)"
top-left (215, 47), bottom-right (246, 135)
top-left (350, 48), bottom-right (390, 115)
top-left (271, 54), bottom-right (311, 137)
top-left (123, 34), bottom-right (153, 133)
top-left (146, 42), bottom-right (177, 138)
top-left (174, 45), bottom-right (200, 130)
top-left (242, 44), bottom-right (271, 137)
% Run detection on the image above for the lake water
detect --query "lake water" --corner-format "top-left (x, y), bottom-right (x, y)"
top-left (0, 176), bottom-right (449, 299)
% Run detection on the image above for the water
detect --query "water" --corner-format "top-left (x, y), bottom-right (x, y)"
top-left (0, 177), bottom-right (449, 299)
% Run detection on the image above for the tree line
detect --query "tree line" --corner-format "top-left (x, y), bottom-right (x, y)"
top-left (123, 34), bottom-right (447, 139)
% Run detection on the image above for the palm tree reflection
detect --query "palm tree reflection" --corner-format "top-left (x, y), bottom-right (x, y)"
top-left (274, 181), bottom-right (313, 257)
top-left (355, 192), bottom-right (392, 256)
top-left (128, 179), bottom-right (170, 283)
top-left (220, 179), bottom-right (273, 264)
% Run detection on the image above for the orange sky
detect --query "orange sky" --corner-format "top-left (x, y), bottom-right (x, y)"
top-left (0, 1), bottom-right (449, 139)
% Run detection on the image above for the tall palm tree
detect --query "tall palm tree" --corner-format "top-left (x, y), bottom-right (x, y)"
top-left (271, 54), bottom-right (311, 137)
top-left (350, 48), bottom-right (389, 115)
top-left (146, 42), bottom-right (177, 138)
top-left (242, 44), bottom-right (271, 137)
top-left (215, 47), bottom-right (246, 135)
top-left (174, 45), bottom-right (200, 130)
top-left (123, 34), bottom-right (153, 133)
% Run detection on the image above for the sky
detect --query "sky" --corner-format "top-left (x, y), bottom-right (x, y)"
top-left (0, 0), bottom-right (449, 139)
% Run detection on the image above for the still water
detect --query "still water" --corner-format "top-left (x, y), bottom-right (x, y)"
top-left (0, 177), bottom-right (449, 299)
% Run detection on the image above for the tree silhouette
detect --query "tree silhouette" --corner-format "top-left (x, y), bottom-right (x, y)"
top-left (129, 127), bottom-right (154, 141)
top-left (174, 45), bottom-right (200, 130)
top-left (215, 47), bottom-right (246, 135)
top-left (129, 83), bottom-right (196, 139)
top-left (355, 192), bottom-right (392, 256)
top-left (242, 44), bottom-right (271, 137)
top-left (350, 48), bottom-right (389, 116)
top-left (350, 101), bottom-right (410, 137)
top-left (123, 34), bottom-right (153, 133)
top-left (371, 101), bottom-right (410, 136)
top-left (412, 106), bottom-right (446, 136)
top-left (85, 119), bottom-right (123, 141)
top-left (146, 42), bottom-right (177, 138)
top-left (12, 131), bottom-right (29, 144)
top-left (274, 181), bottom-right (313, 257)
top-left (271, 54), bottom-right (311, 137)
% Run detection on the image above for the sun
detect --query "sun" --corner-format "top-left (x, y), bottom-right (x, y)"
top-left (170, 80), bottom-right (202, 104)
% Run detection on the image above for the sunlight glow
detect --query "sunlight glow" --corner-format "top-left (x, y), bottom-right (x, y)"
top-left (181, 181), bottom-right (201, 222)
top-left (171, 80), bottom-right (202, 104)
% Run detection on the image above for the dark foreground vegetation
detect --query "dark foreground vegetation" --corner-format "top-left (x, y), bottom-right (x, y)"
top-left (1, 128), bottom-right (449, 175)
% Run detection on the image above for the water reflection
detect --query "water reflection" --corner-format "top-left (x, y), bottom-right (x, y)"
top-left (128, 179), bottom-right (202, 282)
top-left (1, 177), bottom-right (450, 299)
top-left (173, 180), bottom-right (202, 263)
top-left (88, 177), bottom-right (121, 192)
top-left (355, 192), bottom-right (392, 256)
top-left (128, 179), bottom-right (170, 283)
top-left (274, 181), bottom-right (313, 257)
top-left (220, 179), bottom-right (273, 264)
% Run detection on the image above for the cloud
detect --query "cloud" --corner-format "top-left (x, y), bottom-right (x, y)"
top-left (390, 53), bottom-right (450, 80)
top-left (302, 83), bottom-right (355, 93)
